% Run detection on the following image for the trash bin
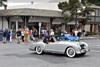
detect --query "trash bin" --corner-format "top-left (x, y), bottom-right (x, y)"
top-left (0, 30), bottom-right (3, 41)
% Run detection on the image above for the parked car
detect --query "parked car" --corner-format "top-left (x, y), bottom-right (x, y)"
top-left (29, 36), bottom-right (90, 58)
top-left (58, 33), bottom-right (80, 41)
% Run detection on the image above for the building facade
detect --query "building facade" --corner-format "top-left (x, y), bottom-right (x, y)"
top-left (0, 4), bottom-right (100, 35)
top-left (0, 8), bottom-right (64, 37)
top-left (85, 7), bottom-right (100, 34)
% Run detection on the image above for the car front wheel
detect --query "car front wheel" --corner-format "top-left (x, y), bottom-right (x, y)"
top-left (35, 46), bottom-right (43, 55)
top-left (65, 47), bottom-right (76, 58)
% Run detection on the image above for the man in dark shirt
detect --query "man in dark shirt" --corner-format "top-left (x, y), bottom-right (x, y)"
top-left (16, 29), bottom-right (21, 44)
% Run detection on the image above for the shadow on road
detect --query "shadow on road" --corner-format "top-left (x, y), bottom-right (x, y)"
top-left (2, 52), bottom-right (90, 64)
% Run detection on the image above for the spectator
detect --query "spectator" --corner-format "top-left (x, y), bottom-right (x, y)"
top-left (21, 29), bottom-right (25, 42)
top-left (24, 29), bottom-right (29, 42)
top-left (50, 29), bottom-right (54, 36)
top-left (74, 29), bottom-right (79, 36)
top-left (16, 29), bottom-right (21, 44)
top-left (82, 30), bottom-right (86, 36)
top-left (9, 29), bottom-right (13, 42)
top-left (6, 29), bottom-right (10, 42)
top-left (3, 29), bottom-right (8, 43)
top-left (32, 28), bottom-right (38, 39)
top-left (77, 28), bottom-right (82, 37)
top-left (29, 30), bottom-right (33, 41)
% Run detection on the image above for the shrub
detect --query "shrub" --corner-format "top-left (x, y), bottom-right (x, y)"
top-left (85, 31), bottom-right (97, 36)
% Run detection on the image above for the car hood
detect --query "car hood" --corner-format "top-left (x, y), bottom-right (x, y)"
top-left (58, 41), bottom-right (82, 45)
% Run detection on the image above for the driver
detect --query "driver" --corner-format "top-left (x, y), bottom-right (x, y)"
top-left (49, 37), bottom-right (55, 42)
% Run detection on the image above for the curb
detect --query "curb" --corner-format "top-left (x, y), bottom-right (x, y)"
top-left (80, 37), bottom-right (99, 40)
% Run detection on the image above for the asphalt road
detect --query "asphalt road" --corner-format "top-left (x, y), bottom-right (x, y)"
top-left (0, 38), bottom-right (100, 67)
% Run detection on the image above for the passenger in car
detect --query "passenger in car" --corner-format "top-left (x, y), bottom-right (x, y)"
top-left (49, 37), bottom-right (55, 42)
top-left (43, 37), bottom-right (48, 44)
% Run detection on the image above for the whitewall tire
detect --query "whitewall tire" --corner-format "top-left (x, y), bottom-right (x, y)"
top-left (35, 46), bottom-right (43, 55)
top-left (66, 47), bottom-right (76, 58)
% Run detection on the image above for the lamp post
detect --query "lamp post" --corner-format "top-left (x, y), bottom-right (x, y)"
top-left (39, 22), bottom-right (41, 39)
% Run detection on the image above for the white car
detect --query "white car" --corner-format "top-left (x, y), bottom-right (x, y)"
top-left (29, 37), bottom-right (90, 58)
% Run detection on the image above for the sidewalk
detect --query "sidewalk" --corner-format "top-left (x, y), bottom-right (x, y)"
top-left (0, 39), bottom-right (32, 45)
top-left (80, 35), bottom-right (100, 40)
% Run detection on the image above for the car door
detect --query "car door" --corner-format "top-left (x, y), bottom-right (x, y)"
top-left (45, 42), bottom-right (57, 52)
top-left (45, 41), bottom-right (65, 53)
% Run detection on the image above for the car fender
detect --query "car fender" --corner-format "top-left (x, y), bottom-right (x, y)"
top-left (58, 41), bottom-right (81, 53)
top-left (29, 41), bottom-right (45, 51)
top-left (80, 42), bottom-right (90, 51)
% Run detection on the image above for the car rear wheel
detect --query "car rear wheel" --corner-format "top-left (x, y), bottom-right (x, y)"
top-left (35, 46), bottom-right (43, 55)
top-left (65, 47), bottom-right (76, 58)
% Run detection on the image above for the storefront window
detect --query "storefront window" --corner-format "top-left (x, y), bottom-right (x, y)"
top-left (11, 22), bottom-right (16, 31)
top-left (98, 24), bottom-right (100, 32)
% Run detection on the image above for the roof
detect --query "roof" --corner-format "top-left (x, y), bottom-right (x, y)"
top-left (3, 3), bottom-right (61, 11)
top-left (67, 21), bottom-right (78, 25)
top-left (9, 0), bottom-right (67, 3)
top-left (90, 4), bottom-right (100, 9)
top-left (0, 3), bottom-right (63, 17)
top-left (0, 8), bottom-right (63, 17)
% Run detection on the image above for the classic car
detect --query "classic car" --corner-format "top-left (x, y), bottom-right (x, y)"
top-left (29, 37), bottom-right (90, 58)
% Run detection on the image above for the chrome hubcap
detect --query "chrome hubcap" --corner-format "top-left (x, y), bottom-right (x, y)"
top-left (68, 49), bottom-right (74, 55)
top-left (37, 47), bottom-right (41, 52)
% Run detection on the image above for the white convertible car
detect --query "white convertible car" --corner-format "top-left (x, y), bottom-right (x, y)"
top-left (29, 37), bottom-right (90, 58)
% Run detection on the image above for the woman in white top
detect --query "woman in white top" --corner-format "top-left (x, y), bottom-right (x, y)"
top-left (50, 29), bottom-right (54, 36)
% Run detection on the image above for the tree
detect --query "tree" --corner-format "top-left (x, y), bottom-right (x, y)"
top-left (58, 0), bottom-right (81, 23)
top-left (0, 0), bottom-right (7, 10)
top-left (87, 0), bottom-right (100, 6)
top-left (0, 0), bottom-right (7, 6)
top-left (58, 0), bottom-right (94, 30)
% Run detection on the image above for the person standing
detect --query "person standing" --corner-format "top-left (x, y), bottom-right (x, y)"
top-left (49, 29), bottom-right (55, 42)
top-left (9, 29), bottom-right (13, 42)
top-left (21, 29), bottom-right (25, 42)
top-left (29, 30), bottom-right (33, 41)
top-left (6, 29), bottom-right (10, 42)
top-left (50, 29), bottom-right (54, 36)
top-left (3, 29), bottom-right (8, 43)
top-left (77, 28), bottom-right (82, 37)
top-left (43, 30), bottom-right (49, 43)
top-left (74, 29), bottom-right (79, 36)
top-left (16, 29), bottom-right (21, 44)
top-left (24, 27), bottom-right (29, 43)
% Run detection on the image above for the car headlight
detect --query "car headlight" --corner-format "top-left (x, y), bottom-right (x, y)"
top-left (80, 44), bottom-right (85, 50)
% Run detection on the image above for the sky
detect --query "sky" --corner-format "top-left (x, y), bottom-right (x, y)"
top-left (0, 0), bottom-right (67, 10)
top-left (8, 0), bottom-right (67, 3)
top-left (6, 0), bottom-right (67, 6)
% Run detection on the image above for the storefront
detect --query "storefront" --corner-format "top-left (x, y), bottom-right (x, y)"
top-left (0, 8), bottom-right (63, 36)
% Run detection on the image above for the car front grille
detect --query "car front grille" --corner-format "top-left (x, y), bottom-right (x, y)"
top-left (80, 44), bottom-right (85, 50)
